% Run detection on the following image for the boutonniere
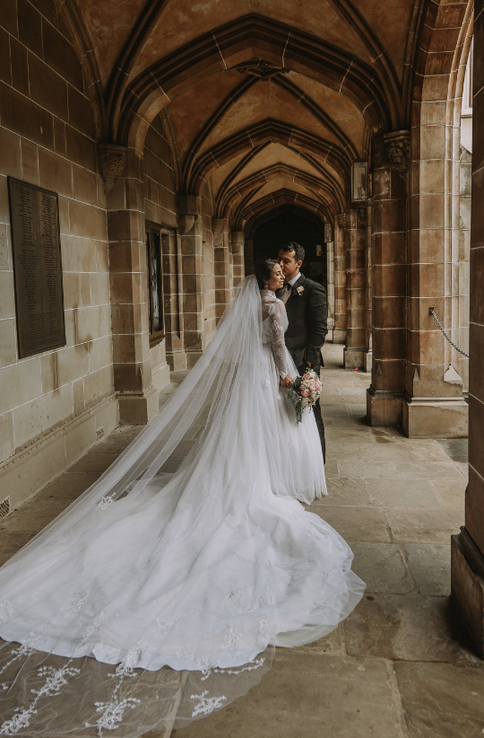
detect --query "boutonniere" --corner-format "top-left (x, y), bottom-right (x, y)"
top-left (295, 285), bottom-right (305, 296)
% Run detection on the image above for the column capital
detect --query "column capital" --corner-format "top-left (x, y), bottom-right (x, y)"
top-left (212, 218), bottom-right (227, 235)
top-left (97, 143), bottom-right (127, 193)
top-left (177, 194), bottom-right (201, 234)
top-left (337, 213), bottom-right (346, 229)
top-left (383, 130), bottom-right (410, 179)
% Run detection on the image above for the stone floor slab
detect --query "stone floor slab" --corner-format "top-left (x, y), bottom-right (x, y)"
top-left (310, 506), bottom-right (391, 543)
top-left (430, 477), bottom-right (467, 510)
top-left (68, 452), bottom-right (120, 473)
top-left (320, 477), bottom-right (371, 506)
top-left (176, 654), bottom-right (408, 738)
top-left (367, 478), bottom-right (442, 508)
top-left (344, 594), bottom-right (481, 664)
top-left (0, 498), bottom-right (72, 533)
top-left (404, 543), bottom-right (451, 595)
top-left (337, 459), bottom-right (465, 481)
top-left (326, 444), bottom-right (412, 462)
top-left (350, 542), bottom-right (413, 594)
top-left (385, 507), bottom-right (463, 544)
top-left (394, 661), bottom-right (484, 738)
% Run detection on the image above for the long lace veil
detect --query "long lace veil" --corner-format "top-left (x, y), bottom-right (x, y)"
top-left (0, 275), bottom-right (275, 736)
top-left (1, 275), bottom-right (265, 564)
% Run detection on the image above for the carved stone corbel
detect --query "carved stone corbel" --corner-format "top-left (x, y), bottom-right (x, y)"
top-left (177, 214), bottom-right (198, 235)
top-left (337, 213), bottom-right (346, 230)
top-left (212, 218), bottom-right (225, 235)
top-left (383, 130), bottom-right (410, 180)
top-left (97, 143), bottom-right (127, 193)
top-left (177, 194), bottom-right (200, 235)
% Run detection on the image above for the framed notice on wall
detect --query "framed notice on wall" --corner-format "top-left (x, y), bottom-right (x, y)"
top-left (8, 177), bottom-right (66, 359)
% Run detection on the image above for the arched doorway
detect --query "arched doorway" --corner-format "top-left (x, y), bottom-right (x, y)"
top-left (250, 210), bottom-right (328, 290)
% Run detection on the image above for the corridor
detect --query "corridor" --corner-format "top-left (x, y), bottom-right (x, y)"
top-left (1, 345), bottom-right (481, 738)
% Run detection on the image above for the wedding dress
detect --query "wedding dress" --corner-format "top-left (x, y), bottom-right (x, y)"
top-left (0, 276), bottom-right (364, 736)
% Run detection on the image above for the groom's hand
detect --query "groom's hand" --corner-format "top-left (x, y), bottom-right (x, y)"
top-left (280, 375), bottom-right (293, 388)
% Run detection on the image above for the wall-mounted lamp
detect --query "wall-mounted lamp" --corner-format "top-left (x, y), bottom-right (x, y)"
top-left (351, 161), bottom-right (368, 202)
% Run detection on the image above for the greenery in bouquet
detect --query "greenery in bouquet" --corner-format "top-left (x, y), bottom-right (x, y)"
top-left (287, 368), bottom-right (322, 425)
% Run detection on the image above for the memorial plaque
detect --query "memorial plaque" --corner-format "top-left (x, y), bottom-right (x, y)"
top-left (8, 178), bottom-right (66, 358)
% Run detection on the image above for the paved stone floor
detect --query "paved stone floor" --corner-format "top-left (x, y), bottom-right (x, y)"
top-left (1, 344), bottom-right (482, 737)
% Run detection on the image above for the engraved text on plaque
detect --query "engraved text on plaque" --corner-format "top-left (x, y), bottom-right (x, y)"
top-left (8, 178), bottom-right (66, 358)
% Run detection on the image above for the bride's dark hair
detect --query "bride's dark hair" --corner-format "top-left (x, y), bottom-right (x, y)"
top-left (254, 258), bottom-right (279, 289)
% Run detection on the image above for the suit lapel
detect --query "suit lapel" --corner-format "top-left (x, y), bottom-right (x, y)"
top-left (287, 273), bottom-right (307, 301)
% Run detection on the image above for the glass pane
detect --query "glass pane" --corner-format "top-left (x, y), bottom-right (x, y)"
top-left (150, 232), bottom-right (162, 333)
top-left (146, 231), bottom-right (153, 332)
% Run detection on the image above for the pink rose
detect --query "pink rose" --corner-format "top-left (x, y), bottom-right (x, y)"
top-left (301, 387), bottom-right (310, 397)
top-left (302, 373), bottom-right (311, 381)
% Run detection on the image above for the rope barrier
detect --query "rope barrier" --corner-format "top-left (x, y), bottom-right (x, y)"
top-left (429, 308), bottom-right (469, 358)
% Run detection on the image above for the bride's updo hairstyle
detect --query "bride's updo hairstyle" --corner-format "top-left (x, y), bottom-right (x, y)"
top-left (254, 258), bottom-right (279, 289)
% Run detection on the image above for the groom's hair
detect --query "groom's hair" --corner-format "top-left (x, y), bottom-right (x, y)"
top-left (254, 258), bottom-right (279, 289)
top-left (280, 241), bottom-right (305, 264)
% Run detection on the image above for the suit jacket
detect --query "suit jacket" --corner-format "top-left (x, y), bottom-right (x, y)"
top-left (277, 273), bottom-right (328, 373)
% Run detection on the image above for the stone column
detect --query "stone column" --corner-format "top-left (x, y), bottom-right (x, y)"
top-left (367, 134), bottom-right (408, 426)
top-left (344, 207), bottom-right (367, 368)
top-left (231, 231), bottom-right (245, 287)
top-left (102, 144), bottom-right (158, 425)
top-left (405, 92), bottom-right (467, 436)
top-left (212, 217), bottom-right (231, 320)
top-left (177, 194), bottom-right (205, 368)
top-left (333, 214), bottom-right (347, 344)
top-left (451, 0), bottom-right (484, 658)
top-left (326, 236), bottom-right (335, 335)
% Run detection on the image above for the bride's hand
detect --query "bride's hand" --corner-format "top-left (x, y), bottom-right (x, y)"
top-left (280, 375), bottom-right (293, 388)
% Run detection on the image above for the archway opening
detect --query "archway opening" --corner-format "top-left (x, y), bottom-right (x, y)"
top-left (251, 210), bottom-right (327, 289)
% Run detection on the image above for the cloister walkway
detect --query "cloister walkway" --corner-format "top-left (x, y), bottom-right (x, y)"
top-left (0, 345), bottom-right (482, 737)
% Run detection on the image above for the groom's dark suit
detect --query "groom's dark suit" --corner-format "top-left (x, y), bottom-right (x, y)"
top-left (277, 273), bottom-right (328, 460)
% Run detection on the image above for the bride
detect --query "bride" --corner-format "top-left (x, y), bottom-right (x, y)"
top-left (0, 260), bottom-right (364, 736)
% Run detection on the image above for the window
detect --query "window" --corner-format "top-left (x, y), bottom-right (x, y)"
top-left (146, 225), bottom-right (165, 344)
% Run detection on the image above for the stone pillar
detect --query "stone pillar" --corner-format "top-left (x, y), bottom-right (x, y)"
top-left (451, 0), bottom-right (484, 659)
top-left (333, 214), bottom-right (347, 344)
top-left (344, 207), bottom-right (367, 368)
top-left (213, 218), bottom-right (231, 320)
top-left (405, 115), bottom-right (468, 436)
top-left (177, 194), bottom-right (205, 368)
top-left (103, 144), bottom-right (158, 425)
top-left (364, 203), bottom-right (373, 373)
top-left (231, 231), bottom-right (245, 287)
top-left (326, 236), bottom-right (335, 335)
top-left (367, 134), bottom-right (407, 426)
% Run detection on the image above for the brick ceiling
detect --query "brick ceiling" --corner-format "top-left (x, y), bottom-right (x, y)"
top-left (62, 0), bottom-right (446, 228)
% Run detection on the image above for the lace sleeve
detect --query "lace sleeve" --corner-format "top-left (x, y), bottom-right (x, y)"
top-left (269, 301), bottom-right (288, 379)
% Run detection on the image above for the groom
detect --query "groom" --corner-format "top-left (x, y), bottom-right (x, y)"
top-left (277, 242), bottom-right (328, 460)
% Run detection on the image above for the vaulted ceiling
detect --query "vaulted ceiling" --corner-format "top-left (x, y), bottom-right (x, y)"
top-left (60, 0), bottom-right (458, 229)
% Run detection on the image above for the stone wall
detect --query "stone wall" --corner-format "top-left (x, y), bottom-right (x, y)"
top-left (0, 0), bottom-right (118, 511)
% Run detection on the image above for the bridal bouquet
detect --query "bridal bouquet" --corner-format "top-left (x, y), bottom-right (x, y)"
top-left (287, 368), bottom-right (322, 425)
